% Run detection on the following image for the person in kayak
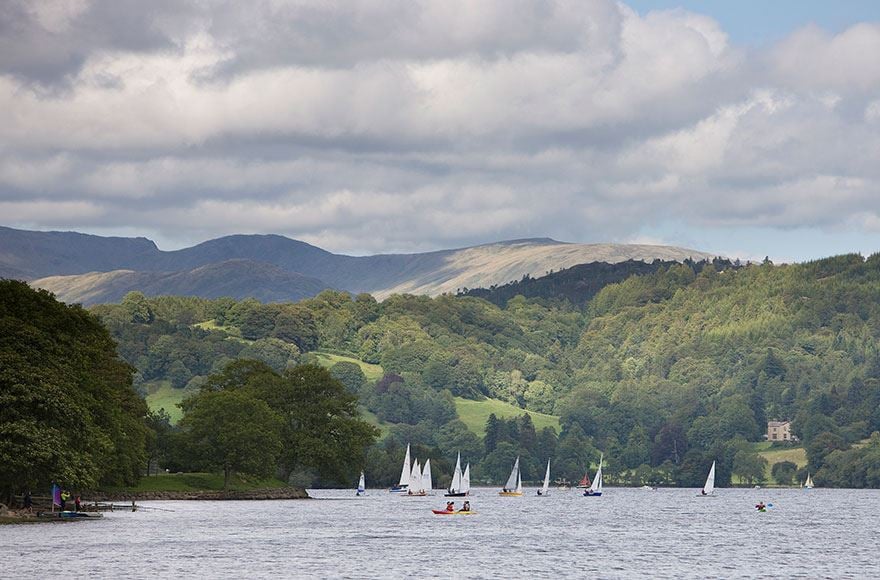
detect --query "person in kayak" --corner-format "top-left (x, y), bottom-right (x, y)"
top-left (461, 501), bottom-right (471, 512)
top-left (756, 501), bottom-right (766, 511)
top-left (446, 501), bottom-right (455, 512)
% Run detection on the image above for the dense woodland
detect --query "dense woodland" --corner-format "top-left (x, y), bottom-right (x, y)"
top-left (5, 252), bottom-right (880, 493)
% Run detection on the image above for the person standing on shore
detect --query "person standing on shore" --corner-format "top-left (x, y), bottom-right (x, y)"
top-left (23, 491), bottom-right (33, 514)
top-left (74, 495), bottom-right (81, 512)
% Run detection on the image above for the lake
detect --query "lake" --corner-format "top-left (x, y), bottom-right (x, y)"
top-left (3, 487), bottom-right (879, 578)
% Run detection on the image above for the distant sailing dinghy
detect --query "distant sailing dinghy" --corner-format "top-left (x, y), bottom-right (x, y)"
top-left (803, 473), bottom-right (814, 489)
top-left (576, 471), bottom-right (591, 489)
top-left (499, 456), bottom-right (523, 496)
top-left (407, 459), bottom-right (426, 496)
top-left (390, 444), bottom-right (411, 493)
top-left (421, 459), bottom-right (433, 495)
top-left (583, 455), bottom-right (603, 497)
top-left (356, 471), bottom-right (366, 496)
top-left (699, 461), bottom-right (716, 496)
top-left (537, 460), bottom-right (551, 496)
top-left (446, 453), bottom-right (470, 497)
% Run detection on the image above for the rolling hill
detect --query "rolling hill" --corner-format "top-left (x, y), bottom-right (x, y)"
top-left (1, 226), bottom-right (716, 305)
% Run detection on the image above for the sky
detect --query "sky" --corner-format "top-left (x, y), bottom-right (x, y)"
top-left (1, 1), bottom-right (879, 261)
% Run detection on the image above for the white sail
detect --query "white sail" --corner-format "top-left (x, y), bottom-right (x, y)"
top-left (541, 460), bottom-right (551, 495)
top-left (804, 473), bottom-right (814, 488)
top-left (702, 460), bottom-right (716, 495)
top-left (422, 459), bottom-right (433, 493)
top-left (462, 464), bottom-right (471, 494)
top-left (590, 455), bottom-right (603, 493)
top-left (504, 456), bottom-right (520, 491)
top-left (515, 470), bottom-right (523, 494)
top-left (398, 444), bottom-right (411, 487)
top-left (357, 471), bottom-right (365, 494)
top-left (449, 452), bottom-right (462, 494)
top-left (410, 459), bottom-right (422, 492)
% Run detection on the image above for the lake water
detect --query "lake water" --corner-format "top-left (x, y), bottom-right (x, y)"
top-left (3, 487), bottom-right (879, 579)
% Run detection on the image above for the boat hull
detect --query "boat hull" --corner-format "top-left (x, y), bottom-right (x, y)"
top-left (431, 510), bottom-right (476, 515)
top-left (444, 491), bottom-right (468, 497)
top-left (498, 491), bottom-right (523, 496)
top-left (582, 492), bottom-right (602, 497)
top-left (389, 485), bottom-right (408, 494)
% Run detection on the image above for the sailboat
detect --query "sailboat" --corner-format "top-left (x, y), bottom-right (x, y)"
top-left (407, 459), bottom-right (426, 496)
top-left (421, 459), bottom-right (433, 495)
top-left (390, 444), bottom-right (411, 493)
top-left (499, 456), bottom-right (523, 496)
top-left (537, 460), bottom-right (551, 496)
top-left (446, 453), bottom-right (470, 497)
top-left (699, 460), bottom-right (716, 496)
top-left (582, 455), bottom-right (603, 497)
top-left (356, 471), bottom-right (366, 496)
top-left (575, 470), bottom-right (591, 489)
top-left (803, 472), bottom-right (814, 489)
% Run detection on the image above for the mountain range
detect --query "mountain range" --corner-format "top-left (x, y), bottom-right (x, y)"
top-left (0, 226), bottom-right (715, 305)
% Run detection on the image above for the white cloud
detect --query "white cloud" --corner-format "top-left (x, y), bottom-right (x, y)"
top-left (0, 1), bottom-right (878, 255)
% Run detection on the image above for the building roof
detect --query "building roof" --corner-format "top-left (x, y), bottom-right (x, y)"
top-left (767, 420), bottom-right (790, 427)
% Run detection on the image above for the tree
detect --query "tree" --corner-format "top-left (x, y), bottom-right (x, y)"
top-left (144, 408), bottom-right (173, 475)
top-left (245, 364), bottom-right (378, 483)
top-left (330, 361), bottom-right (367, 394)
top-left (178, 390), bottom-right (283, 489)
top-left (771, 461), bottom-right (798, 486)
top-left (239, 338), bottom-right (300, 372)
top-left (0, 280), bottom-right (148, 503)
top-left (122, 291), bottom-right (154, 323)
top-left (732, 451), bottom-right (768, 486)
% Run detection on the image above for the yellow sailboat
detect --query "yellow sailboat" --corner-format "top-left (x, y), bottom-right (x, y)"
top-left (498, 456), bottom-right (523, 496)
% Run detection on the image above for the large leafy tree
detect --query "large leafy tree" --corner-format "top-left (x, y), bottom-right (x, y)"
top-left (199, 361), bottom-right (378, 484)
top-left (178, 390), bottom-right (283, 489)
top-left (0, 280), bottom-right (148, 503)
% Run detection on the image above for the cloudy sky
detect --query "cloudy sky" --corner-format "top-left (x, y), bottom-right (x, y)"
top-left (2, 0), bottom-right (879, 260)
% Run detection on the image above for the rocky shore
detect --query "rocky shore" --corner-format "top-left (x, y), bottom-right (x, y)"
top-left (86, 487), bottom-right (310, 501)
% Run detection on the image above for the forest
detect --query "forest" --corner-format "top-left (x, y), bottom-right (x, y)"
top-left (5, 252), bottom-right (880, 495)
top-left (87, 253), bottom-right (880, 488)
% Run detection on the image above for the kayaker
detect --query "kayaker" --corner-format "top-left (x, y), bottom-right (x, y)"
top-left (462, 501), bottom-right (471, 512)
top-left (446, 501), bottom-right (455, 512)
top-left (756, 501), bottom-right (766, 511)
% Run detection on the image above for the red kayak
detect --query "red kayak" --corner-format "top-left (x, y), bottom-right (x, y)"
top-left (431, 509), bottom-right (475, 515)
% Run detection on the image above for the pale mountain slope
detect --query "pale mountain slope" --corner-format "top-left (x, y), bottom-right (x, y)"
top-left (372, 240), bottom-right (714, 298)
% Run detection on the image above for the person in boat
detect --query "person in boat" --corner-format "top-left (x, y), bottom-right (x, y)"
top-left (60, 490), bottom-right (70, 510)
top-left (700, 490), bottom-right (707, 496)
top-left (446, 501), bottom-right (455, 512)
top-left (74, 495), bottom-right (82, 512)
top-left (756, 501), bottom-right (766, 511)
top-left (461, 501), bottom-right (471, 512)
top-left (537, 490), bottom-right (542, 496)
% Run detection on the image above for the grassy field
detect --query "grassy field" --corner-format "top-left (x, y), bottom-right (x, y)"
top-left (739, 442), bottom-right (808, 485)
top-left (144, 381), bottom-right (192, 424)
top-left (313, 351), bottom-right (384, 382)
top-left (454, 396), bottom-right (561, 436)
top-left (358, 406), bottom-right (392, 439)
top-left (101, 472), bottom-right (288, 493)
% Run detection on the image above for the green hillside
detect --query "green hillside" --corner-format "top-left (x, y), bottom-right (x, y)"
top-left (455, 396), bottom-right (560, 436)
top-left (144, 381), bottom-right (191, 423)
top-left (313, 351), bottom-right (384, 382)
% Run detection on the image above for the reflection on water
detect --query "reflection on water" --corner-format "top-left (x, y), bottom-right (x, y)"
top-left (3, 487), bottom-right (880, 579)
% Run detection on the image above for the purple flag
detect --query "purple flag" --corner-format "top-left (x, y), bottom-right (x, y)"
top-left (52, 483), bottom-right (61, 506)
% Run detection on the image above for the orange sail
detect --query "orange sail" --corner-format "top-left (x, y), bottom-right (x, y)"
top-left (577, 472), bottom-right (591, 488)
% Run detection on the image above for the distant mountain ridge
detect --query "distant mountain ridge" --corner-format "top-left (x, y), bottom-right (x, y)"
top-left (0, 226), bottom-right (717, 305)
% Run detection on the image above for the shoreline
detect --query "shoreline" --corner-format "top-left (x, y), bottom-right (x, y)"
top-left (85, 487), bottom-right (310, 501)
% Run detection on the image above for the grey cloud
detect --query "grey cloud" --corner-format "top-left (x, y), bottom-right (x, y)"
top-left (0, 0), bottom-right (879, 255)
